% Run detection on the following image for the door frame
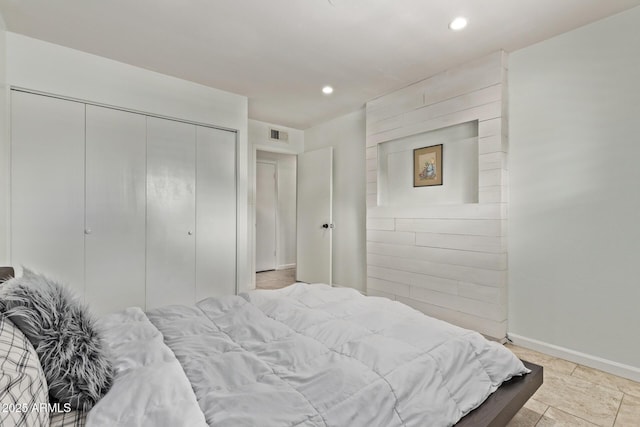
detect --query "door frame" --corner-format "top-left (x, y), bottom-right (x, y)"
top-left (250, 146), bottom-right (299, 289)
top-left (255, 159), bottom-right (278, 272)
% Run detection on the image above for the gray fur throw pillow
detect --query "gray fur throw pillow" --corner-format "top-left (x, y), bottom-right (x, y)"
top-left (0, 269), bottom-right (113, 411)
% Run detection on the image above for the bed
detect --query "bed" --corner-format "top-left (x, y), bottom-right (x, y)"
top-left (0, 267), bottom-right (542, 426)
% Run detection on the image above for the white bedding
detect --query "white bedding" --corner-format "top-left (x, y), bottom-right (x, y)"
top-left (86, 308), bottom-right (207, 427)
top-left (89, 284), bottom-right (528, 427)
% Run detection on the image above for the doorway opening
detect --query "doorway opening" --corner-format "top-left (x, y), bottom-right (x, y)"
top-left (254, 150), bottom-right (297, 290)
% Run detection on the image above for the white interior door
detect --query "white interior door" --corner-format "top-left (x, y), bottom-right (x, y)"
top-left (10, 91), bottom-right (86, 294)
top-left (256, 161), bottom-right (277, 272)
top-left (85, 105), bottom-right (146, 315)
top-left (146, 117), bottom-right (196, 309)
top-left (296, 147), bottom-right (333, 284)
top-left (196, 126), bottom-right (237, 299)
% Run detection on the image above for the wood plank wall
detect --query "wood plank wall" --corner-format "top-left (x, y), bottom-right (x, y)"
top-left (365, 51), bottom-right (509, 339)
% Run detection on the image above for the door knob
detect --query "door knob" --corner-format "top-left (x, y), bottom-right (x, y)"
top-left (322, 224), bottom-right (329, 229)
top-left (85, 229), bottom-right (92, 235)
top-left (187, 230), bottom-right (193, 235)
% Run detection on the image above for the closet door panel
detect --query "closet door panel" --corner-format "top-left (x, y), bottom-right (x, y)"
top-left (85, 105), bottom-right (146, 315)
top-left (10, 91), bottom-right (86, 294)
top-left (146, 117), bottom-right (196, 309)
top-left (195, 127), bottom-right (237, 300)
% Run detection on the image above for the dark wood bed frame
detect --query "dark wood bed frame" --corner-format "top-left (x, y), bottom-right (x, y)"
top-left (0, 266), bottom-right (542, 426)
top-left (457, 361), bottom-right (543, 426)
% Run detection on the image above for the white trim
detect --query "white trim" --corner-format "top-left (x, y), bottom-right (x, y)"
top-left (254, 144), bottom-right (299, 156)
top-left (508, 333), bottom-right (640, 382)
top-left (256, 160), bottom-right (278, 272)
top-left (251, 146), bottom-right (298, 289)
top-left (328, 147), bottom-right (333, 287)
top-left (250, 146), bottom-right (300, 289)
top-left (11, 87), bottom-right (238, 133)
top-left (277, 263), bottom-right (296, 270)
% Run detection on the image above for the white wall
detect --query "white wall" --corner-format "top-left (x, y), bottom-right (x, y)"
top-left (378, 122), bottom-right (479, 206)
top-left (0, 16), bottom-right (8, 265)
top-left (249, 119), bottom-right (304, 155)
top-left (1, 33), bottom-right (251, 291)
top-left (365, 52), bottom-right (509, 339)
top-left (248, 119), bottom-right (303, 287)
top-left (256, 150), bottom-right (297, 269)
top-left (305, 109), bottom-right (367, 292)
top-left (509, 6), bottom-right (640, 379)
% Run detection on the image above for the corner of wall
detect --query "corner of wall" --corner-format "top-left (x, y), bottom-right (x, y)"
top-left (0, 19), bottom-right (9, 265)
top-left (237, 101), bottom-right (250, 294)
top-left (303, 108), bottom-right (367, 293)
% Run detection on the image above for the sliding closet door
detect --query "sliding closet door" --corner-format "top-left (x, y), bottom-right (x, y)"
top-left (146, 117), bottom-right (196, 309)
top-left (195, 127), bottom-right (237, 299)
top-left (85, 106), bottom-right (146, 315)
top-left (10, 91), bottom-right (86, 294)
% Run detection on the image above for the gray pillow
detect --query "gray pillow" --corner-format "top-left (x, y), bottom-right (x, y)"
top-left (0, 268), bottom-right (113, 411)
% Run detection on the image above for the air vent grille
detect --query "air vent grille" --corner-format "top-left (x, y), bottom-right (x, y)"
top-left (269, 128), bottom-right (289, 142)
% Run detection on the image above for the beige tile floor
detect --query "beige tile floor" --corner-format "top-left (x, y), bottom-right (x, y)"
top-left (506, 345), bottom-right (640, 427)
top-left (255, 268), bottom-right (297, 290)
top-left (255, 271), bottom-right (640, 426)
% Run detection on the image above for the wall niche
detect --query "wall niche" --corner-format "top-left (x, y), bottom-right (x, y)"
top-left (377, 121), bottom-right (478, 207)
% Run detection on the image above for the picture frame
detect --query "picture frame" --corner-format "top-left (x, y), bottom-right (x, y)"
top-left (413, 144), bottom-right (443, 187)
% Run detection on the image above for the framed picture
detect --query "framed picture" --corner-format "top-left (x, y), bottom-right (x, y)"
top-left (413, 144), bottom-right (443, 187)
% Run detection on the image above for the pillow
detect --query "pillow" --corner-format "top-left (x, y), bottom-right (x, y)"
top-left (0, 269), bottom-right (113, 411)
top-left (0, 315), bottom-right (50, 427)
top-left (49, 410), bottom-right (87, 427)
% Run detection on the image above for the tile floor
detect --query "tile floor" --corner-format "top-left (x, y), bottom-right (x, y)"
top-left (254, 270), bottom-right (640, 427)
top-left (255, 268), bottom-right (297, 290)
top-left (506, 344), bottom-right (639, 427)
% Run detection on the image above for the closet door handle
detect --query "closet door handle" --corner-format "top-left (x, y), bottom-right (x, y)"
top-left (85, 228), bottom-right (92, 235)
top-left (187, 230), bottom-right (193, 236)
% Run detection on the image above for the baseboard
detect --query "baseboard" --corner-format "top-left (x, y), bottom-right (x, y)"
top-left (276, 264), bottom-right (296, 270)
top-left (508, 333), bottom-right (640, 382)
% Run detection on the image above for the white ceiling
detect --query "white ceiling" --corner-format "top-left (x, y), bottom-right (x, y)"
top-left (0, 0), bottom-right (638, 129)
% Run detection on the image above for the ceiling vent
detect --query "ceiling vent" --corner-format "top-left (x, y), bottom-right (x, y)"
top-left (269, 128), bottom-right (289, 142)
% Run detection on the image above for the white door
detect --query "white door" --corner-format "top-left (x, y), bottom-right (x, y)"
top-left (146, 117), bottom-right (196, 309)
top-left (195, 126), bottom-right (237, 299)
top-left (85, 105), bottom-right (147, 315)
top-left (296, 147), bottom-right (333, 284)
top-left (256, 162), bottom-right (277, 272)
top-left (10, 91), bottom-right (86, 294)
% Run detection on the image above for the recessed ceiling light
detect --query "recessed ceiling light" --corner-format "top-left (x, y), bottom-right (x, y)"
top-left (449, 17), bottom-right (468, 31)
top-left (322, 86), bottom-right (334, 95)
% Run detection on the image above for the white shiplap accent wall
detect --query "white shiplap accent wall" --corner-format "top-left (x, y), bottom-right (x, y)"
top-left (365, 52), bottom-right (509, 339)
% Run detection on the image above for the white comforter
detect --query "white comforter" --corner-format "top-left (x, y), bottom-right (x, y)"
top-left (86, 308), bottom-right (207, 427)
top-left (89, 284), bottom-right (528, 427)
